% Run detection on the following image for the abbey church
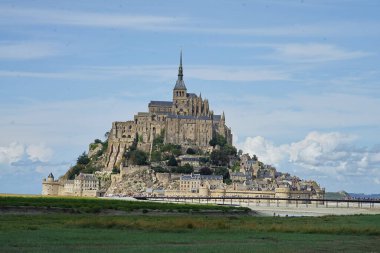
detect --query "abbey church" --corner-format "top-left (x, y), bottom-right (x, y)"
top-left (105, 53), bottom-right (233, 170)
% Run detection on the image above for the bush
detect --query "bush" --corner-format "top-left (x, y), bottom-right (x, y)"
top-left (161, 144), bottom-right (182, 157)
top-left (167, 155), bottom-right (178, 166)
top-left (94, 139), bottom-right (102, 144)
top-left (112, 167), bottom-right (120, 174)
top-left (152, 167), bottom-right (170, 173)
top-left (186, 148), bottom-right (196, 155)
top-left (209, 133), bottom-right (227, 147)
top-left (150, 151), bottom-right (162, 162)
top-left (125, 149), bottom-right (148, 165)
top-left (199, 167), bottom-right (212, 175)
top-left (214, 167), bottom-right (230, 181)
top-left (171, 164), bottom-right (193, 174)
top-left (210, 150), bottom-right (229, 166)
top-left (77, 152), bottom-right (90, 165)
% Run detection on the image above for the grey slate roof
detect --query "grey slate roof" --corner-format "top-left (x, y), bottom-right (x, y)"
top-left (167, 114), bottom-right (212, 120)
top-left (213, 115), bottom-right (221, 121)
top-left (187, 93), bottom-right (197, 98)
top-left (174, 79), bottom-right (187, 90)
top-left (149, 101), bottom-right (173, 107)
top-left (181, 174), bottom-right (223, 181)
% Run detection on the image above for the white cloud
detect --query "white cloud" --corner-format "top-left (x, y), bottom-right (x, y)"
top-left (0, 142), bottom-right (53, 166)
top-left (271, 43), bottom-right (369, 62)
top-left (0, 142), bottom-right (24, 164)
top-left (0, 41), bottom-right (60, 60)
top-left (26, 144), bottom-right (53, 162)
top-left (1, 6), bottom-right (378, 37)
top-left (0, 6), bottom-right (185, 30)
top-left (240, 131), bottom-right (380, 178)
top-left (219, 42), bottom-right (370, 62)
top-left (0, 65), bottom-right (290, 82)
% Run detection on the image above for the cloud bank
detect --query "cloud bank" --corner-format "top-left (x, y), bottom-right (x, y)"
top-left (240, 131), bottom-right (380, 187)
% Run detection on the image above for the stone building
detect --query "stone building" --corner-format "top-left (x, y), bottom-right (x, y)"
top-left (105, 52), bottom-right (233, 170)
top-left (179, 173), bottom-right (224, 193)
top-left (42, 172), bottom-right (101, 197)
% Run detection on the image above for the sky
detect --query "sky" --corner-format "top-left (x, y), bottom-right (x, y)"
top-left (0, 0), bottom-right (379, 194)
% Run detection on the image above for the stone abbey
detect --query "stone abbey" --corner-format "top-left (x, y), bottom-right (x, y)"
top-left (105, 52), bottom-right (232, 170)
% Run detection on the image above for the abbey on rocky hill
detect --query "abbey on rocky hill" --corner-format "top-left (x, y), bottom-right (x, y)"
top-left (106, 52), bottom-right (233, 170)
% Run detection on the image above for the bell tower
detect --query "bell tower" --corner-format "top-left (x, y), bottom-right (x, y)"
top-left (173, 51), bottom-right (188, 115)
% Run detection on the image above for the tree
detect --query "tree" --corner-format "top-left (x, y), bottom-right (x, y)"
top-left (209, 133), bottom-right (227, 147)
top-left (252, 154), bottom-right (258, 161)
top-left (126, 150), bottom-right (148, 165)
top-left (214, 167), bottom-right (230, 181)
top-left (112, 167), bottom-right (120, 174)
top-left (152, 134), bottom-right (164, 149)
top-left (77, 152), bottom-right (90, 165)
top-left (150, 151), bottom-right (162, 162)
top-left (94, 139), bottom-right (102, 144)
top-left (152, 166), bottom-right (169, 173)
top-left (222, 144), bottom-right (237, 156)
top-left (171, 164), bottom-right (193, 174)
top-left (186, 148), bottom-right (196, 155)
top-left (167, 155), bottom-right (178, 166)
top-left (104, 131), bottom-right (110, 139)
top-left (199, 167), bottom-right (212, 175)
top-left (210, 150), bottom-right (229, 166)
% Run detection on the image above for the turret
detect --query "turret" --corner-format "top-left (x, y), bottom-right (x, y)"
top-left (47, 172), bottom-right (54, 182)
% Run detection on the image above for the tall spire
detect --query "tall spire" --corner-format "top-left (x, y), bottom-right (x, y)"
top-left (178, 50), bottom-right (183, 81)
top-left (174, 50), bottom-right (187, 90)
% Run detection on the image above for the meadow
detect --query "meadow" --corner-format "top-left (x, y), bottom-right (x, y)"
top-left (0, 195), bottom-right (249, 214)
top-left (0, 196), bottom-right (379, 252)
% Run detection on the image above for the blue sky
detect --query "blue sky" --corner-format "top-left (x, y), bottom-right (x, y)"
top-left (0, 0), bottom-right (379, 194)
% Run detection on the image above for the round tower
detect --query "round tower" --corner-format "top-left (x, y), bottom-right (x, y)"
top-left (42, 172), bottom-right (60, 196)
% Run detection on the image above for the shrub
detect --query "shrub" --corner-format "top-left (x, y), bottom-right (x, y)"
top-left (199, 167), bottom-right (212, 175)
top-left (167, 155), bottom-right (178, 166)
top-left (77, 152), bottom-right (90, 165)
top-left (214, 167), bottom-right (230, 181)
top-left (186, 148), bottom-right (196, 155)
top-left (125, 149), bottom-right (148, 165)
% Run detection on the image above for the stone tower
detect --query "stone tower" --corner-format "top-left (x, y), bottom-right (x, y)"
top-left (172, 51), bottom-right (188, 115)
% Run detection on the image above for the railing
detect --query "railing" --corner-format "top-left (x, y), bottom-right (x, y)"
top-left (134, 196), bottom-right (380, 209)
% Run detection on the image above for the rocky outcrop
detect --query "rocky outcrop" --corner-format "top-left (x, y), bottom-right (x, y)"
top-left (105, 166), bottom-right (179, 196)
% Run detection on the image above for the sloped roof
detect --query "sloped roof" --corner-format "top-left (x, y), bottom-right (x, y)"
top-left (149, 101), bottom-right (173, 107)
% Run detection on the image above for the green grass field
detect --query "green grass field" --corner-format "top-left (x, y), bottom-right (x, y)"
top-left (0, 196), bottom-right (379, 252)
top-left (0, 195), bottom-right (249, 213)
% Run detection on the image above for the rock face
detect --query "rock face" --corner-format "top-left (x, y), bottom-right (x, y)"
top-left (105, 166), bottom-right (179, 196)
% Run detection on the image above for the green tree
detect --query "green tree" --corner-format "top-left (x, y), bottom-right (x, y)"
top-left (167, 155), bottom-right (178, 166)
top-left (172, 164), bottom-right (193, 174)
top-left (214, 167), bottom-right (230, 181)
top-left (77, 152), bottom-right (90, 165)
top-left (209, 133), bottom-right (227, 147)
top-left (199, 167), bottom-right (212, 175)
top-left (112, 167), bottom-right (120, 174)
top-left (150, 151), bottom-right (162, 162)
top-left (222, 144), bottom-right (237, 156)
top-left (126, 150), bottom-right (148, 165)
top-left (152, 166), bottom-right (169, 173)
top-left (186, 148), bottom-right (196, 155)
top-left (210, 150), bottom-right (229, 166)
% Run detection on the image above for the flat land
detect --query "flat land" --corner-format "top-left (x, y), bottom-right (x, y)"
top-left (0, 196), bottom-right (380, 252)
